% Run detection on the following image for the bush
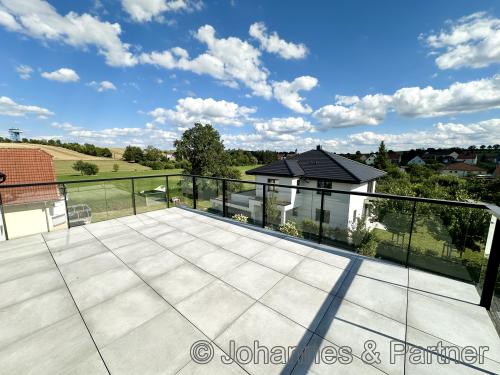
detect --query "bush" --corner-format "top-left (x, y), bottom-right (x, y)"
top-left (72, 161), bottom-right (99, 175)
top-left (358, 238), bottom-right (377, 257)
top-left (232, 214), bottom-right (248, 223)
top-left (113, 163), bottom-right (119, 172)
top-left (279, 220), bottom-right (300, 237)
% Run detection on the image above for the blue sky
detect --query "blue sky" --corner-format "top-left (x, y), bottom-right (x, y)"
top-left (0, 0), bottom-right (499, 152)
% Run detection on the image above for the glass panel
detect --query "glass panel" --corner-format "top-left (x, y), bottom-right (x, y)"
top-left (167, 175), bottom-right (193, 208)
top-left (195, 177), bottom-right (223, 216)
top-left (492, 268), bottom-right (500, 334)
top-left (287, 187), bottom-right (319, 241)
top-left (408, 203), bottom-right (489, 284)
top-left (1, 184), bottom-right (68, 239)
top-left (66, 180), bottom-right (133, 225)
top-left (134, 177), bottom-right (167, 214)
top-left (226, 180), bottom-right (262, 227)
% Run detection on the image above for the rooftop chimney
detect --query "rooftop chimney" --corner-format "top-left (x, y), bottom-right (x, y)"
top-left (316, 145), bottom-right (322, 151)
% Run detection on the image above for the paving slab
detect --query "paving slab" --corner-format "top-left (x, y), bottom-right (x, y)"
top-left (251, 246), bottom-right (304, 274)
top-left (222, 237), bottom-right (270, 258)
top-left (168, 237), bottom-right (219, 262)
top-left (194, 249), bottom-right (246, 277)
top-left (289, 258), bottom-right (347, 294)
top-left (176, 280), bottom-right (255, 339)
top-left (58, 251), bottom-right (125, 284)
top-left (129, 249), bottom-right (185, 280)
top-left (221, 260), bottom-right (284, 299)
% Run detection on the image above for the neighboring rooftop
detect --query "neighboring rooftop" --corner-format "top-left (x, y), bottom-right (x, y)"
top-left (246, 146), bottom-right (386, 184)
top-left (442, 162), bottom-right (487, 172)
top-left (1, 207), bottom-right (499, 374)
top-left (0, 148), bottom-right (60, 204)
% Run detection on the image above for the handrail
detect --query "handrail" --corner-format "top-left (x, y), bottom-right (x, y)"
top-left (0, 173), bottom-right (490, 209)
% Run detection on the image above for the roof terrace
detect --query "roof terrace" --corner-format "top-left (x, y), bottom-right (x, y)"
top-left (0, 174), bottom-right (499, 374)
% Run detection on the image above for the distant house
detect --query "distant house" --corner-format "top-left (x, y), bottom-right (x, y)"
top-left (365, 153), bottom-right (376, 165)
top-left (165, 152), bottom-right (176, 161)
top-left (212, 146), bottom-right (385, 231)
top-left (388, 152), bottom-right (402, 165)
top-left (422, 151), bottom-right (455, 164)
top-left (359, 154), bottom-right (368, 162)
top-left (440, 162), bottom-right (487, 177)
top-left (0, 149), bottom-right (67, 240)
top-left (407, 156), bottom-right (426, 166)
top-left (456, 153), bottom-right (477, 165)
top-left (449, 151), bottom-right (459, 160)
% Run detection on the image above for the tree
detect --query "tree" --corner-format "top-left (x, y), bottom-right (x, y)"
top-left (123, 146), bottom-right (144, 163)
top-left (374, 141), bottom-right (390, 170)
top-left (143, 146), bottom-right (164, 162)
top-left (113, 163), bottom-right (119, 172)
top-left (72, 161), bottom-right (99, 175)
top-left (174, 123), bottom-right (237, 177)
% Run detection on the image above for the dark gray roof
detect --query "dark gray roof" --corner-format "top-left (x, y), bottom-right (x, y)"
top-left (246, 149), bottom-right (386, 184)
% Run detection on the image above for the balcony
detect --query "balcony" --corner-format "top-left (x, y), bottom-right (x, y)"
top-left (0, 175), bottom-right (500, 374)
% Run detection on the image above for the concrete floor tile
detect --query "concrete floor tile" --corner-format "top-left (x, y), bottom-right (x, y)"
top-left (251, 246), bottom-right (304, 274)
top-left (101, 308), bottom-right (205, 374)
top-left (99, 232), bottom-right (147, 250)
top-left (215, 302), bottom-right (312, 375)
top-left (408, 269), bottom-right (479, 304)
top-left (0, 315), bottom-right (99, 375)
top-left (354, 258), bottom-right (408, 287)
top-left (290, 258), bottom-right (347, 294)
top-left (407, 291), bottom-right (500, 363)
top-left (274, 239), bottom-right (314, 256)
top-left (182, 221), bottom-right (219, 236)
top-left (169, 238), bottom-right (219, 262)
top-left (306, 248), bottom-right (354, 270)
top-left (51, 240), bottom-right (108, 265)
top-left (221, 261), bottom-right (284, 299)
top-left (0, 288), bottom-right (76, 349)
top-left (131, 249), bottom-right (185, 280)
top-left (176, 280), bottom-right (254, 339)
top-left (178, 346), bottom-right (248, 375)
top-left (59, 252), bottom-right (124, 284)
top-left (0, 234), bottom-right (44, 252)
top-left (70, 267), bottom-right (142, 310)
top-left (0, 252), bottom-right (54, 283)
top-left (203, 230), bottom-right (243, 247)
top-left (44, 231), bottom-right (95, 250)
top-left (150, 263), bottom-right (215, 304)
top-left (316, 297), bottom-right (406, 375)
top-left (194, 249), bottom-right (246, 277)
top-left (292, 334), bottom-right (386, 375)
top-left (339, 273), bottom-right (408, 323)
top-left (134, 222), bottom-right (176, 238)
top-left (0, 269), bottom-right (65, 309)
top-left (222, 237), bottom-right (269, 258)
top-left (112, 240), bottom-right (165, 264)
top-left (155, 230), bottom-right (196, 249)
top-left (0, 242), bottom-right (48, 264)
top-left (260, 276), bottom-right (333, 331)
top-left (83, 284), bottom-right (168, 348)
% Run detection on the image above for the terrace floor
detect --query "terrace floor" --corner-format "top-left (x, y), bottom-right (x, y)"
top-left (0, 207), bottom-right (499, 375)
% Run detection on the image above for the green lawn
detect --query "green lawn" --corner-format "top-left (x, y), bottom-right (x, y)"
top-left (54, 160), bottom-right (151, 175)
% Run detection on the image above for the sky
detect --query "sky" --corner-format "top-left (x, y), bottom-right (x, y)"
top-left (0, 0), bottom-right (500, 153)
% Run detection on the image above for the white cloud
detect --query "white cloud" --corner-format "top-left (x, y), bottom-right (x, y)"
top-left (313, 94), bottom-right (392, 128)
top-left (0, 96), bottom-right (54, 117)
top-left (88, 80), bottom-right (117, 92)
top-left (51, 121), bottom-right (81, 131)
top-left (254, 116), bottom-right (314, 141)
top-left (249, 22), bottom-right (308, 59)
top-left (140, 24), bottom-right (272, 98)
top-left (314, 75), bottom-right (500, 127)
top-left (69, 127), bottom-right (142, 139)
top-left (121, 0), bottom-right (202, 22)
top-left (41, 68), bottom-right (80, 82)
top-left (272, 76), bottom-right (318, 113)
top-left (0, 0), bottom-right (137, 67)
top-left (148, 97), bottom-right (256, 128)
top-left (424, 12), bottom-right (500, 69)
top-left (16, 64), bottom-right (33, 79)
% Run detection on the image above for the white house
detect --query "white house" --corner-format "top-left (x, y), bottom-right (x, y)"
top-left (440, 162), bottom-right (487, 177)
top-left (212, 146), bottom-right (385, 232)
top-left (365, 153), bottom-right (377, 165)
top-left (407, 156), bottom-right (426, 166)
top-left (456, 153), bottom-right (477, 165)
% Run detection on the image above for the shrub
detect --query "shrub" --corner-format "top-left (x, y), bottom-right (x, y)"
top-left (302, 219), bottom-right (319, 236)
top-left (72, 161), bottom-right (99, 175)
top-left (232, 214), bottom-right (248, 223)
top-left (113, 163), bottom-right (119, 172)
top-left (358, 238), bottom-right (377, 257)
top-left (279, 220), bottom-right (300, 237)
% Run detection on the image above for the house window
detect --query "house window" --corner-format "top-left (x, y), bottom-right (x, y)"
top-left (267, 178), bottom-right (279, 192)
top-left (296, 179), bottom-right (301, 194)
top-left (352, 209), bottom-right (357, 222)
top-left (367, 181), bottom-right (374, 193)
top-left (315, 208), bottom-right (330, 224)
top-left (317, 180), bottom-right (332, 195)
top-left (292, 207), bottom-right (298, 216)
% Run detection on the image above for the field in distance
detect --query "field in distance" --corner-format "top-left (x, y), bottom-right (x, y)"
top-left (0, 142), bottom-right (110, 161)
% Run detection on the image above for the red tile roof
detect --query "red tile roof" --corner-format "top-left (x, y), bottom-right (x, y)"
top-left (457, 153), bottom-right (477, 160)
top-left (0, 148), bottom-right (60, 205)
top-left (442, 162), bottom-right (486, 172)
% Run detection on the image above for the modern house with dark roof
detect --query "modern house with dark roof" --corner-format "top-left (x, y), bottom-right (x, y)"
top-left (213, 146), bottom-right (385, 231)
top-left (0, 148), bottom-right (67, 240)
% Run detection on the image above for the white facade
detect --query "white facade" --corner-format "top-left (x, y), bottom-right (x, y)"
top-left (365, 154), bottom-right (376, 165)
top-left (213, 175), bottom-right (375, 231)
top-left (407, 156), bottom-right (426, 166)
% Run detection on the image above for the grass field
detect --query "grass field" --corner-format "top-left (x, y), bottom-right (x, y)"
top-left (0, 142), bottom-right (110, 161)
top-left (55, 160), bottom-right (152, 176)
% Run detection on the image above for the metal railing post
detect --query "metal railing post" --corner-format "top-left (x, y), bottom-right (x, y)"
top-left (222, 180), bottom-right (227, 217)
top-left (192, 176), bottom-right (197, 209)
top-left (480, 219), bottom-right (500, 310)
top-left (318, 190), bottom-right (325, 244)
top-left (131, 178), bottom-right (137, 215)
top-left (262, 184), bottom-right (267, 228)
top-left (405, 201), bottom-right (417, 267)
top-left (166, 176), bottom-right (170, 208)
top-left (62, 183), bottom-right (71, 229)
top-left (0, 192), bottom-right (9, 240)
